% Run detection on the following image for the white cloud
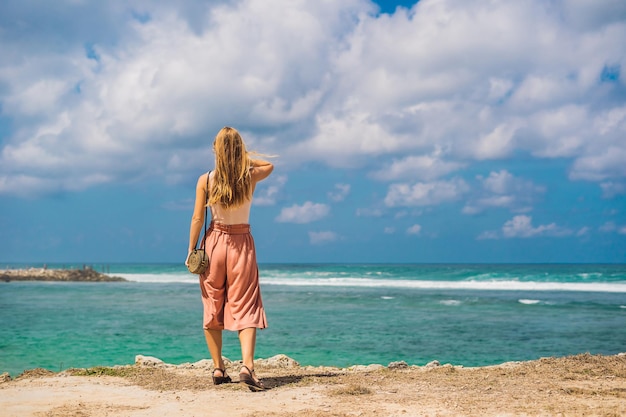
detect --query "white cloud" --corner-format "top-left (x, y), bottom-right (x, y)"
top-left (526, 105), bottom-right (588, 158)
top-left (0, 0), bottom-right (625, 196)
top-left (309, 231), bottom-right (338, 245)
top-left (254, 175), bottom-right (287, 206)
top-left (384, 178), bottom-right (469, 207)
top-left (371, 153), bottom-right (463, 181)
top-left (502, 215), bottom-right (572, 238)
top-left (463, 170), bottom-right (545, 214)
top-left (394, 211), bottom-right (409, 219)
top-left (356, 207), bottom-right (384, 217)
top-left (328, 183), bottom-right (351, 202)
top-left (296, 0), bottom-right (626, 180)
top-left (275, 201), bottom-right (330, 224)
top-left (479, 215), bottom-right (574, 239)
top-left (161, 198), bottom-right (194, 211)
top-left (286, 112), bottom-right (415, 167)
top-left (477, 230), bottom-right (499, 240)
top-left (599, 221), bottom-right (617, 232)
top-left (406, 224), bottom-right (422, 235)
top-left (0, 1), bottom-right (370, 192)
top-left (473, 123), bottom-right (520, 160)
top-left (384, 227), bottom-right (395, 234)
top-left (599, 221), bottom-right (626, 234)
top-left (483, 170), bottom-right (520, 194)
top-left (566, 105), bottom-right (626, 181)
top-left (561, 0), bottom-right (626, 31)
top-left (600, 182), bottom-right (626, 198)
top-left (570, 146), bottom-right (626, 182)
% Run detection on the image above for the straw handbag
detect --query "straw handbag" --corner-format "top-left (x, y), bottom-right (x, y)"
top-left (187, 172), bottom-right (210, 274)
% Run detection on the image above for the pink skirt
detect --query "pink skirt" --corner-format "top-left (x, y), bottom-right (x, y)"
top-left (199, 222), bottom-right (267, 331)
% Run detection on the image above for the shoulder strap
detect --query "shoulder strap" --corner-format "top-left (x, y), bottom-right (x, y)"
top-left (202, 171), bottom-right (210, 248)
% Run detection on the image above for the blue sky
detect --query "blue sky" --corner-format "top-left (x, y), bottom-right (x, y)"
top-left (0, 0), bottom-right (625, 264)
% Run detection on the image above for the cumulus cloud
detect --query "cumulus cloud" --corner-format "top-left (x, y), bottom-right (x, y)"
top-left (254, 175), bottom-right (287, 206)
top-left (479, 215), bottom-right (574, 239)
top-left (599, 221), bottom-right (626, 234)
top-left (275, 201), bottom-right (330, 224)
top-left (570, 146), bottom-right (626, 182)
top-left (406, 224), bottom-right (422, 235)
top-left (328, 183), bottom-right (351, 202)
top-left (384, 178), bottom-right (469, 207)
top-left (309, 231), bottom-right (339, 245)
top-left (0, 1), bottom-right (369, 193)
top-left (370, 152), bottom-right (463, 181)
top-left (477, 230), bottom-right (499, 240)
top-left (600, 182), bottom-right (626, 199)
top-left (288, 0), bottom-right (626, 180)
top-left (599, 221), bottom-right (617, 232)
top-left (463, 170), bottom-right (546, 214)
top-left (576, 226), bottom-right (591, 237)
top-left (0, 0), bottom-right (625, 196)
top-left (356, 207), bottom-right (384, 217)
top-left (161, 198), bottom-right (194, 211)
top-left (502, 216), bottom-right (568, 238)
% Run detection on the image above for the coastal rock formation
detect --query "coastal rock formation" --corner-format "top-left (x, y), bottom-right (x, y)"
top-left (0, 268), bottom-right (126, 282)
top-left (387, 360), bottom-right (409, 369)
top-left (134, 355), bottom-right (165, 367)
top-left (129, 354), bottom-right (424, 374)
top-left (134, 354), bottom-right (301, 371)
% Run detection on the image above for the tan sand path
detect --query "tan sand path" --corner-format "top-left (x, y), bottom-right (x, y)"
top-left (1, 375), bottom-right (331, 417)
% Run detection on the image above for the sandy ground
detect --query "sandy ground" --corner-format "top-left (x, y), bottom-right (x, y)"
top-left (1, 353), bottom-right (625, 417)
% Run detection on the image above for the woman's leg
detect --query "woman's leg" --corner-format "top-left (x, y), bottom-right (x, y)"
top-left (200, 229), bottom-right (228, 373)
top-left (238, 327), bottom-right (256, 370)
top-left (238, 327), bottom-right (265, 389)
top-left (204, 328), bottom-right (225, 371)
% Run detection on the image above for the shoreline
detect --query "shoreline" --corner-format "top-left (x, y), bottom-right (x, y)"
top-left (0, 267), bottom-right (126, 282)
top-left (1, 353), bottom-right (625, 416)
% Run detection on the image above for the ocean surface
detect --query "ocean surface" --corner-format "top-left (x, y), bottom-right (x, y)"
top-left (1, 263), bottom-right (625, 377)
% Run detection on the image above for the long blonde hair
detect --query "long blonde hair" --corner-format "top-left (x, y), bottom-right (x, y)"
top-left (209, 126), bottom-right (252, 209)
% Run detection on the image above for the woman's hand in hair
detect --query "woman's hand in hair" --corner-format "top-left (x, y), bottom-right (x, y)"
top-left (250, 159), bottom-right (272, 167)
top-left (250, 159), bottom-right (273, 182)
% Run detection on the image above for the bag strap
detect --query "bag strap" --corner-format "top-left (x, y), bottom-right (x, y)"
top-left (200, 171), bottom-right (210, 249)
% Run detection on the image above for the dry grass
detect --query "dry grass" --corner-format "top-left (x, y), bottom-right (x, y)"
top-left (6, 353), bottom-right (625, 417)
top-left (330, 384), bottom-right (373, 396)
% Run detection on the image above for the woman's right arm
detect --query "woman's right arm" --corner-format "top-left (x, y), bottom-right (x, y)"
top-left (186, 173), bottom-right (208, 265)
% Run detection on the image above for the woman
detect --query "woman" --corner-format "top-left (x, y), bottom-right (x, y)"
top-left (186, 126), bottom-right (273, 391)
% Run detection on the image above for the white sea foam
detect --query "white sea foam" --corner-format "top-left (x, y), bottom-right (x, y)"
top-left (111, 273), bottom-right (626, 293)
top-left (577, 273), bottom-right (603, 280)
top-left (260, 277), bottom-right (626, 293)
top-left (381, 296), bottom-right (395, 300)
top-left (518, 299), bottom-right (541, 305)
top-left (440, 300), bottom-right (462, 306)
top-left (111, 273), bottom-right (197, 283)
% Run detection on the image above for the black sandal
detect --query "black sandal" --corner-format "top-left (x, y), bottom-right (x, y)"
top-left (239, 365), bottom-right (266, 391)
top-left (212, 368), bottom-right (232, 385)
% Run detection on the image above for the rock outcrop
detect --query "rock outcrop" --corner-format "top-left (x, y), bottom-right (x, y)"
top-left (0, 268), bottom-right (126, 282)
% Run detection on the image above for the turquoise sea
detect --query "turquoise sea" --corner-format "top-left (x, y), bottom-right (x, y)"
top-left (1, 263), bottom-right (625, 377)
